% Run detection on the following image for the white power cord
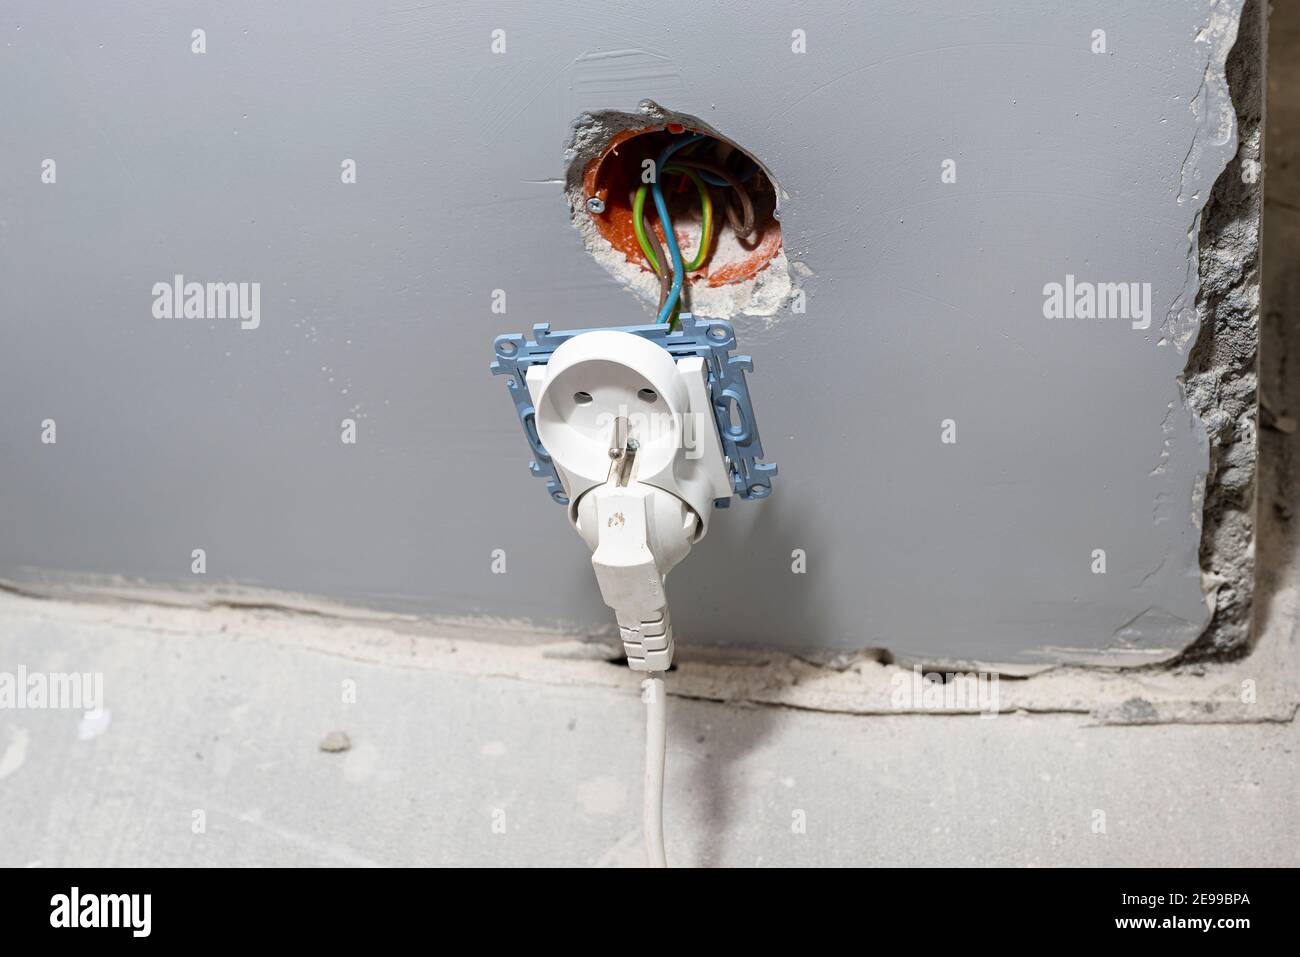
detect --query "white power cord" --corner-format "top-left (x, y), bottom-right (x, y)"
top-left (642, 674), bottom-right (668, 868)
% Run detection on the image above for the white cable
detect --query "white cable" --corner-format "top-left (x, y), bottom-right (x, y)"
top-left (642, 674), bottom-right (668, 868)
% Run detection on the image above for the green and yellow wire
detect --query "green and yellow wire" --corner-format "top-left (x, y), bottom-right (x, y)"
top-left (633, 168), bottom-right (713, 272)
top-left (633, 164), bottom-right (713, 328)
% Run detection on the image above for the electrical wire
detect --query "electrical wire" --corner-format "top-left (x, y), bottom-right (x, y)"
top-left (636, 193), bottom-right (674, 318)
top-left (632, 184), bottom-right (664, 275)
top-left (634, 169), bottom-right (714, 275)
top-left (632, 188), bottom-right (685, 330)
top-left (633, 132), bottom-right (761, 326)
top-left (692, 161), bottom-right (759, 188)
top-left (642, 674), bottom-right (668, 868)
top-left (651, 133), bottom-right (704, 323)
top-left (668, 158), bottom-right (756, 236)
top-left (664, 166), bottom-right (714, 271)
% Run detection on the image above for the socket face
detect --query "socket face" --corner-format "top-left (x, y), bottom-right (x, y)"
top-left (526, 332), bottom-right (731, 534)
top-left (532, 331), bottom-right (688, 493)
top-left (490, 314), bottom-right (776, 508)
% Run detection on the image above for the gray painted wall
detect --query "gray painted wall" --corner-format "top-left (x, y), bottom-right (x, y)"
top-left (0, 0), bottom-right (1244, 663)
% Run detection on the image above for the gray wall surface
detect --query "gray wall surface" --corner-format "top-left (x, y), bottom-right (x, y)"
top-left (0, 0), bottom-right (1247, 664)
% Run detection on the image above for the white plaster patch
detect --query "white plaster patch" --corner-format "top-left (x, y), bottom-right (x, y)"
top-left (0, 727), bottom-right (30, 780)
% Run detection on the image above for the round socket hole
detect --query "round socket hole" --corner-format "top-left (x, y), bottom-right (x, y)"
top-left (573, 391), bottom-right (593, 405)
top-left (570, 113), bottom-right (792, 319)
top-left (637, 388), bottom-right (658, 403)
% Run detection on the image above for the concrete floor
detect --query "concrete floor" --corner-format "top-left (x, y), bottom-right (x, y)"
top-left (0, 591), bottom-right (1296, 867)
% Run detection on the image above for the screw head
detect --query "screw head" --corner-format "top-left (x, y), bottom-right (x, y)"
top-left (586, 196), bottom-right (605, 214)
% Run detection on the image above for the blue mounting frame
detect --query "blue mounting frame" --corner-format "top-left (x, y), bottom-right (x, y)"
top-left (490, 313), bottom-right (777, 508)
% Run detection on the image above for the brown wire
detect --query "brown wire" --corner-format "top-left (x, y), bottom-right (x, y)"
top-left (665, 158), bottom-right (756, 237)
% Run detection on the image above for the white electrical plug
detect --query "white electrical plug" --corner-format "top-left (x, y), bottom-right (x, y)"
top-left (495, 321), bottom-right (773, 869)
top-left (526, 330), bottom-right (732, 671)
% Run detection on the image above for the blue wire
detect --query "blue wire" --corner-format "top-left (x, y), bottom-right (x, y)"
top-left (694, 163), bottom-right (759, 188)
top-left (651, 133), bottom-right (704, 324)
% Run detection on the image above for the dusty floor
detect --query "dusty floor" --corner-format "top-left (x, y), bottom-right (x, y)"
top-left (0, 584), bottom-right (1295, 867)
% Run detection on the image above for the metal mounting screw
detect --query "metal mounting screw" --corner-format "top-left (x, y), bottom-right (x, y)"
top-left (586, 196), bottom-right (605, 214)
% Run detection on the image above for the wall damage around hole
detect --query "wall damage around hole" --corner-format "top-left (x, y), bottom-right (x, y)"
top-left (564, 101), bottom-right (795, 321)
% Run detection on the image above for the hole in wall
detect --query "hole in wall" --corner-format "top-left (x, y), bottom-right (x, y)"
top-left (567, 106), bottom-right (793, 320)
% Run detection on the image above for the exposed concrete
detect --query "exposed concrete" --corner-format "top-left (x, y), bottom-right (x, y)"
top-left (1179, 0), bottom-right (1266, 660)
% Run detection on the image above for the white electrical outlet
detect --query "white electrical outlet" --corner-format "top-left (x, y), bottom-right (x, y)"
top-left (525, 329), bottom-right (730, 670)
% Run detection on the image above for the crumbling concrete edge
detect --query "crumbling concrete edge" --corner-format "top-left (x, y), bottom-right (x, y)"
top-left (1176, 0), bottom-right (1266, 661)
top-left (3, 572), bottom-right (1293, 728)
